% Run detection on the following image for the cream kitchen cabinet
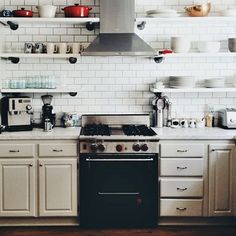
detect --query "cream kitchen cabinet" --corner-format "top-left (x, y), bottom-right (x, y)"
top-left (0, 159), bottom-right (36, 217)
top-left (208, 144), bottom-right (235, 216)
top-left (38, 158), bottom-right (77, 217)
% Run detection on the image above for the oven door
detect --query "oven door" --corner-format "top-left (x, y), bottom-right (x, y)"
top-left (80, 154), bottom-right (158, 228)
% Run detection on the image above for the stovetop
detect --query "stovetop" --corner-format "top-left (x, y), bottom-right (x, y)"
top-left (81, 124), bottom-right (156, 137)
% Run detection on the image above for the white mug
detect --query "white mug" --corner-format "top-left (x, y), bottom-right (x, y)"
top-left (58, 43), bottom-right (70, 54)
top-left (47, 43), bottom-right (57, 54)
top-left (180, 119), bottom-right (188, 128)
top-left (171, 36), bottom-right (191, 53)
top-left (189, 119), bottom-right (196, 128)
top-left (171, 119), bottom-right (180, 128)
top-left (71, 43), bottom-right (80, 54)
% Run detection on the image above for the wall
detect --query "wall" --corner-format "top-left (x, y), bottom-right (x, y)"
top-left (1, 0), bottom-right (236, 124)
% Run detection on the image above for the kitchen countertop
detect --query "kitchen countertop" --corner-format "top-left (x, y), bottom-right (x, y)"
top-left (153, 127), bottom-right (236, 140)
top-left (0, 127), bottom-right (235, 140)
top-left (0, 127), bottom-right (81, 140)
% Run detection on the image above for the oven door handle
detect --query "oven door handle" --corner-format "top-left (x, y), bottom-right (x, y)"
top-left (85, 158), bottom-right (154, 162)
top-left (98, 192), bottom-right (140, 196)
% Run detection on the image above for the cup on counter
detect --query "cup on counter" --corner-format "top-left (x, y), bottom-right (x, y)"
top-left (171, 119), bottom-right (180, 128)
top-left (46, 43), bottom-right (57, 54)
top-left (180, 119), bottom-right (188, 128)
top-left (71, 43), bottom-right (80, 54)
top-left (58, 43), bottom-right (71, 54)
top-left (35, 42), bottom-right (44, 53)
top-left (189, 119), bottom-right (196, 128)
top-left (24, 42), bottom-right (34, 53)
top-left (171, 36), bottom-right (191, 53)
top-left (196, 118), bottom-right (205, 128)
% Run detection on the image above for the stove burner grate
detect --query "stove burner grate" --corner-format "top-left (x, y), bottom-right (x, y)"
top-left (82, 124), bottom-right (111, 136)
top-left (122, 125), bottom-right (156, 136)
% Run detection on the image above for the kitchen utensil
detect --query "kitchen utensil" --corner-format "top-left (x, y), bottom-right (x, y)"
top-left (58, 43), bottom-right (71, 54)
top-left (228, 38), bottom-right (236, 52)
top-left (171, 37), bottom-right (191, 53)
top-left (189, 119), bottom-right (196, 128)
top-left (61, 113), bottom-right (74, 127)
top-left (198, 41), bottom-right (220, 53)
top-left (36, 5), bottom-right (57, 18)
top-left (41, 95), bottom-right (56, 128)
top-left (44, 118), bottom-right (53, 132)
top-left (218, 108), bottom-right (236, 128)
top-left (62, 4), bottom-right (92, 17)
top-left (184, 2), bottom-right (211, 17)
top-left (46, 43), bottom-right (57, 54)
top-left (12, 8), bottom-right (33, 17)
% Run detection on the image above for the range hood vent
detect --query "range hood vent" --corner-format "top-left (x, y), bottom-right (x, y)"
top-left (83, 0), bottom-right (155, 56)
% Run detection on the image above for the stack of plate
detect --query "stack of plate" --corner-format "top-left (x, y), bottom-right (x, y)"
top-left (169, 76), bottom-right (195, 88)
top-left (204, 78), bottom-right (224, 88)
top-left (220, 9), bottom-right (236, 17)
top-left (146, 9), bottom-right (180, 18)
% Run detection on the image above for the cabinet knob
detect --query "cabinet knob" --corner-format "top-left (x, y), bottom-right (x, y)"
top-left (29, 164), bottom-right (33, 167)
top-left (39, 164), bottom-right (43, 167)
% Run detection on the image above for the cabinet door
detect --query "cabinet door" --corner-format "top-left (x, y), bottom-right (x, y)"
top-left (39, 158), bottom-right (77, 216)
top-left (0, 159), bottom-right (35, 217)
top-left (209, 144), bottom-right (234, 216)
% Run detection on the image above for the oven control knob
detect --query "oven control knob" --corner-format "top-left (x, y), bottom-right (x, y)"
top-left (133, 143), bottom-right (141, 152)
top-left (98, 143), bottom-right (105, 152)
top-left (90, 143), bottom-right (98, 152)
top-left (141, 144), bottom-right (148, 152)
top-left (116, 144), bottom-right (123, 152)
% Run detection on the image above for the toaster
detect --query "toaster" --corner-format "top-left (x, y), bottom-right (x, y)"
top-left (218, 108), bottom-right (236, 128)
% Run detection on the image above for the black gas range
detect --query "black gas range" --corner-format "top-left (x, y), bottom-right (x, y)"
top-left (79, 114), bottom-right (159, 228)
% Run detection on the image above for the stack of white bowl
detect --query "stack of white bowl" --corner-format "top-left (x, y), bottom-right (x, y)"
top-left (169, 76), bottom-right (195, 88)
top-left (197, 41), bottom-right (221, 53)
top-left (146, 9), bottom-right (180, 17)
top-left (204, 78), bottom-right (225, 88)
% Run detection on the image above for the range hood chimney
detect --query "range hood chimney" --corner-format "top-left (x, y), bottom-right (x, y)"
top-left (83, 0), bottom-right (156, 56)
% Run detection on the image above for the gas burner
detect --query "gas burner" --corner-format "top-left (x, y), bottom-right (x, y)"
top-left (122, 125), bottom-right (156, 136)
top-left (82, 124), bottom-right (111, 136)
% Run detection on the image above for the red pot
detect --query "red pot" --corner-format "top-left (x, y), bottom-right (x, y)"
top-left (62, 4), bottom-right (92, 17)
top-left (12, 8), bottom-right (33, 17)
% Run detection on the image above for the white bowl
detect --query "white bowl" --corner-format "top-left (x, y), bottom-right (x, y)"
top-left (198, 41), bottom-right (220, 53)
top-left (37, 5), bottom-right (57, 18)
top-left (169, 76), bottom-right (195, 88)
top-left (171, 37), bottom-right (191, 53)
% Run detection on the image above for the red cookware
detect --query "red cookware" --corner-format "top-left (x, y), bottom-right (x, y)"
top-left (12, 8), bottom-right (33, 17)
top-left (62, 4), bottom-right (92, 17)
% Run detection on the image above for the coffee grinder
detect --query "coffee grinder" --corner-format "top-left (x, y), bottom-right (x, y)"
top-left (41, 95), bottom-right (56, 127)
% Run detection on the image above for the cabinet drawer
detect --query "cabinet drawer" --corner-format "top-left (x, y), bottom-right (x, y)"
top-left (39, 143), bottom-right (77, 157)
top-left (161, 144), bottom-right (204, 157)
top-left (160, 178), bottom-right (203, 197)
top-left (160, 158), bottom-right (203, 176)
top-left (160, 199), bottom-right (203, 216)
top-left (0, 144), bottom-right (34, 157)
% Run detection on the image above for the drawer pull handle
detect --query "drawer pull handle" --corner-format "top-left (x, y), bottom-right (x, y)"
top-left (176, 207), bottom-right (187, 211)
top-left (29, 164), bottom-right (33, 167)
top-left (177, 150), bottom-right (187, 153)
top-left (52, 149), bottom-right (63, 152)
top-left (177, 187), bottom-right (187, 191)
top-left (177, 166), bottom-right (187, 170)
top-left (9, 150), bottom-right (20, 153)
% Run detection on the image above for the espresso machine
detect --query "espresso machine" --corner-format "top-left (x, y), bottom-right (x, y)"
top-left (1, 97), bottom-right (33, 131)
top-left (41, 95), bottom-right (56, 127)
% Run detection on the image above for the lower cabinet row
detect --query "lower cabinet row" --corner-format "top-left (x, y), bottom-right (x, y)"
top-left (0, 158), bottom-right (77, 217)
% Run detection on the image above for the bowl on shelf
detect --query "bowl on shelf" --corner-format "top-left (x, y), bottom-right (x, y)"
top-left (220, 9), bottom-right (236, 16)
top-left (204, 78), bottom-right (225, 88)
top-left (171, 36), bottom-right (191, 53)
top-left (184, 2), bottom-right (211, 17)
top-left (36, 5), bottom-right (57, 18)
top-left (169, 76), bottom-right (195, 88)
top-left (197, 41), bottom-right (220, 53)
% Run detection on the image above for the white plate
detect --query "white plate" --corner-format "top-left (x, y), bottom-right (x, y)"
top-left (146, 9), bottom-right (177, 15)
top-left (147, 13), bottom-right (181, 18)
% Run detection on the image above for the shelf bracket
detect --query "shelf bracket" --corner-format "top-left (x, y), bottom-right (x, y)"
top-left (137, 21), bottom-right (146, 30)
top-left (86, 21), bottom-right (96, 31)
top-left (0, 21), bottom-right (19, 30)
top-left (68, 57), bottom-right (77, 64)
top-left (69, 92), bottom-right (77, 97)
top-left (1, 57), bottom-right (20, 64)
top-left (154, 56), bottom-right (164, 64)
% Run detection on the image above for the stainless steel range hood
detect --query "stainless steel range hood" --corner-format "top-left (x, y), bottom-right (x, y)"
top-left (83, 0), bottom-right (155, 56)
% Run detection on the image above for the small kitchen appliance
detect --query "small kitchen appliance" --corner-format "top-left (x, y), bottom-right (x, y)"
top-left (79, 114), bottom-right (159, 228)
top-left (218, 108), bottom-right (236, 128)
top-left (1, 97), bottom-right (33, 131)
top-left (41, 95), bottom-right (56, 128)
